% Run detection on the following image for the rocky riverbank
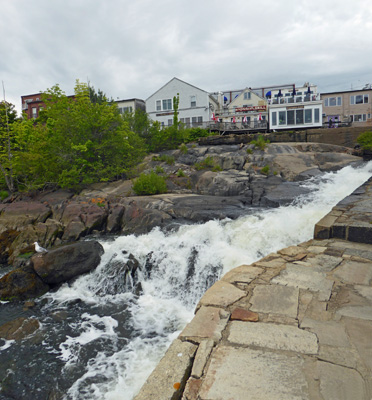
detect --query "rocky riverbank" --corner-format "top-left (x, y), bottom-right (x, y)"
top-left (0, 140), bottom-right (361, 301)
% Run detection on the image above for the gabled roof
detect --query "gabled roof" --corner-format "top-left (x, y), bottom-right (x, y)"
top-left (146, 77), bottom-right (209, 101)
top-left (228, 87), bottom-right (265, 107)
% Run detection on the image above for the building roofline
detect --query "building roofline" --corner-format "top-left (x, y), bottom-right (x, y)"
top-left (146, 77), bottom-right (208, 101)
top-left (320, 88), bottom-right (372, 96)
top-left (115, 98), bottom-right (145, 102)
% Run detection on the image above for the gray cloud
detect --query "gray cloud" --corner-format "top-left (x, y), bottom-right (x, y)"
top-left (1, 0), bottom-right (372, 114)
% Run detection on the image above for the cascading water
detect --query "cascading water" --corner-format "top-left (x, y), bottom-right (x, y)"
top-left (0, 161), bottom-right (372, 400)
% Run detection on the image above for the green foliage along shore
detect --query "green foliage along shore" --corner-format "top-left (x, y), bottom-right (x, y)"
top-left (0, 82), bottom-right (214, 194)
top-left (357, 131), bottom-right (372, 151)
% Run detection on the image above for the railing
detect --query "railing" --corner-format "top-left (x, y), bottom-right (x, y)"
top-left (268, 93), bottom-right (321, 105)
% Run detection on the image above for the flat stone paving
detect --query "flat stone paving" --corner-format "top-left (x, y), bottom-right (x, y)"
top-left (134, 177), bottom-right (372, 400)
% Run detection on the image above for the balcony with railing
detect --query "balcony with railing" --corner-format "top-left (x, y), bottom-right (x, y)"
top-left (268, 93), bottom-right (321, 105)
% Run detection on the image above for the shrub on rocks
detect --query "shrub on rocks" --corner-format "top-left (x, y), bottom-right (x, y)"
top-left (132, 171), bottom-right (167, 195)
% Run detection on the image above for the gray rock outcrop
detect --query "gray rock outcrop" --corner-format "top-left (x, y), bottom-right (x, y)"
top-left (32, 241), bottom-right (104, 285)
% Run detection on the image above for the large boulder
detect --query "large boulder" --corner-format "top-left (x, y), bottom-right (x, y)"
top-left (0, 265), bottom-right (50, 301)
top-left (32, 241), bottom-right (104, 285)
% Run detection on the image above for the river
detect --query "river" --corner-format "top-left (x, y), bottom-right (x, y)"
top-left (1, 161), bottom-right (372, 400)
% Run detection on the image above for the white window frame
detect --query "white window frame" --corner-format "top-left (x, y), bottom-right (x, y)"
top-left (244, 92), bottom-right (251, 100)
top-left (162, 99), bottom-right (172, 111)
top-left (190, 96), bottom-right (196, 108)
top-left (156, 100), bottom-right (161, 111)
top-left (325, 97), bottom-right (342, 107)
top-left (350, 94), bottom-right (369, 105)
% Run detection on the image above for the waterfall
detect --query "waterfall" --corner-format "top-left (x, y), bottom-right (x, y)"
top-left (1, 161), bottom-right (372, 400)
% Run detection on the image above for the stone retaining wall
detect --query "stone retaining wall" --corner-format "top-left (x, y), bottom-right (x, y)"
top-left (314, 176), bottom-right (372, 243)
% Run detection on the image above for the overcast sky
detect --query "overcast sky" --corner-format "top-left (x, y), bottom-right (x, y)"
top-left (1, 0), bottom-right (372, 114)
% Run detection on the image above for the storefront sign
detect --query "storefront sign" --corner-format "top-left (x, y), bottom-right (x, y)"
top-left (286, 105), bottom-right (304, 110)
top-left (156, 112), bottom-right (174, 116)
top-left (236, 106), bottom-right (267, 112)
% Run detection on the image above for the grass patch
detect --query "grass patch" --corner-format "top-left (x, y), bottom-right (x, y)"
top-left (261, 165), bottom-right (270, 175)
top-left (194, 156), bottom-right (219, 171)
top-left (152, 154), bottom-right (175, 165)
top-left (179, 143), bottom-right (188, 154)
top-left (250, 135), bottom-right (270, 151)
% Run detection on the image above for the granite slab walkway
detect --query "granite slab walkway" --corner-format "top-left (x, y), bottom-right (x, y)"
top-left (134, 177), bottom-right (372, 400)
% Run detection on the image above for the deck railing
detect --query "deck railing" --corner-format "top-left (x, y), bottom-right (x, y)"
top-left (268, 93), bottom-right (321, 105)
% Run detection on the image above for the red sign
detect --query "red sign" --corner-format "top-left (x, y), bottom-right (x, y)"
top-left (235, 105), bottom-right (267, 112)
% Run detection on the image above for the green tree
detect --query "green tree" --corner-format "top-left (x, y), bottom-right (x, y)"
top-left (0, 100), bottom-right (18, 192)
top-left (10, 80), bottom-right (146, 191)
top-left (88, 82), bottom-right (109, 105)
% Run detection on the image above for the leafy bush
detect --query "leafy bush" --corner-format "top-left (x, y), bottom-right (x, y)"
top-left (177, 169), bottom-right (186, 177)
top-left (132, 171), bottom-right (167, 195)
top-left (251, 135), bottom-right (270, 151)
top-left (357, 130), bottom-right (372, 150)
top-left (261, 165), bottom-right (270, 175)
top-left (184, 127), bottom-right (212, 142)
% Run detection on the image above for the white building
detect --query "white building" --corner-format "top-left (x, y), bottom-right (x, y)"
top-left (267, 83), bottom-right (323, 130)
top-left (146, 77), bottom-right (218, 127)
top-left (115, 98), bottom-right (146, 114)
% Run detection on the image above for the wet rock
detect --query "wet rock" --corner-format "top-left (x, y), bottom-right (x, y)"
top-left (32, 241), bottom-right (104, 285)
top-left (0, 317), bottom-right (40, 341)
top-left (0, 229), bottom-right (20, 264)
top-left (103, 252), bottom-right (141, 293)
top-left (0, 265), bottom-right (50, 301)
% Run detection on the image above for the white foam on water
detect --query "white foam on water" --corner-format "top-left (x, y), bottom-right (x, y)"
top-left (0, 339), bottom-right (15, 351)
top-left (59, 313), bottom-right (118, 368)
top-left (44, 161), bottom-right (372, 400)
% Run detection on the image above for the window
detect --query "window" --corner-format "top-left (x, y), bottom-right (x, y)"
top-left (279, 111), bottom-right (286, 125)
top-left (32, 107), bottom-right (37, 118)
top-left (244, 92), bottom-right (251, 100)
top-left (325, 97), bottom-right (342, 107)
top-left (168, 119), bottom-right (173, 126)
top-left (296, 110), bottom-right (304, 124)
top-left (156, 100), bottom-right (161, 111)
top-left (185, 117), bottom-right (190, 126)
top-left (305, 109), bottom-right (312, 123)
top-left (350, 94), bottom-right (369, 105)
top-left (287, 110), bottom-right (295, 125)
top-left (271, 112), bottom-right (277, 126)
top-left (162, 99), bottom-right (172, 110)
top-left (314, 108), bottom-right (320, 123)
top-left (190, 96), bottom-right (196, 107)
top-left (352, 114), bottom-right (367, 122)
top-left (191, 116), bottom-right (203, 126)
